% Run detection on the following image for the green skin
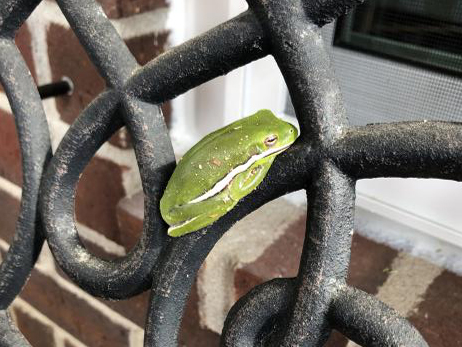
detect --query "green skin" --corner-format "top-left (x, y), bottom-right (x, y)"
top-left (160, 109), bottom-right (298, 237)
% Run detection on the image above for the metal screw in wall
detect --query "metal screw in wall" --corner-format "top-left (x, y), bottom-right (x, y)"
top-left (37, 77), bottom-right (73, 99)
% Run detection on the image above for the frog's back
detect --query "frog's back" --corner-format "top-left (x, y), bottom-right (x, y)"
top-left (161, 110), bottom-right (277, 211)
top-left (161, 125), bottom-right (249, 210)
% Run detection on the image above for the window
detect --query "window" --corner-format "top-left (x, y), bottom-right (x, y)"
top-left (334, 0), bottom-right (462, 76)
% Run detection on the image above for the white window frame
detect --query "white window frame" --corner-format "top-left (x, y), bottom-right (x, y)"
top-left (166, 1), bottom-right (462, 264)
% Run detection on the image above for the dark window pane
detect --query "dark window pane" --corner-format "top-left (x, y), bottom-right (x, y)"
top-left (334, 0), bottom-right (462, 76)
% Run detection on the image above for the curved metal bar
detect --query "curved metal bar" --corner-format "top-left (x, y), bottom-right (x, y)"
top-left (221, 278), bottom-right (293, 347)
top-left (329, 286), bottom-right (429, 346)
top-left (270, 163), bottom-right (355, 347)
top-left (0, 0), bottom-right (453, 345)
top-left (301, 0), bottom-right (365, 27)
top-left (0, 39), bottom-right (51, 308)
top-left (40, 11), bottom-right (271, 300)
top-left (144, 145), bottom-right (311, 346)
top-left (56, 0), bottom-right (138, 87)
top-left (121, 96), bottom-right (174, 192)
top-left (0, 310), bottom-right (31, 347)
top-left (247, 0), bottom-right (348, 144)
top-left (334, 121), bottom-right (462, 180)
top-left (126, 11), bottom-right (268, 103)
top-left (40, 91), bottom-right (168, 299)
top-left (244, 1), bottom-right (357, 345)
top-left (0, 0), bottom-right (41, 37)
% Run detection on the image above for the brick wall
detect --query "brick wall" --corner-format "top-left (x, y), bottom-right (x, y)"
top-left (0, 1), bottom-right (170, 346)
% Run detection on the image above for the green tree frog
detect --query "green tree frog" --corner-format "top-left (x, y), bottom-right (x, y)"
top-left (160, 109), bottom-right (298, 237)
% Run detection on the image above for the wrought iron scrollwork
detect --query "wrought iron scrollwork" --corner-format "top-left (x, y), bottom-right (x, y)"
top-left (1, 0), bottom-right (459, 345)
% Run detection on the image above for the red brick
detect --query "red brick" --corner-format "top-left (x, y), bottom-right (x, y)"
top-left (15, 24), bottom-right (37, 84)
top-left (0, 24), bottom-right (35, 93)
top-left (409, 270), bottom-right (462, 346)
top-left (20, 269), bottom-right (132, 347)
top-left (46, 23), bottom-right (106, 125)
top-left (179, 282), bottom-right (221, 347)
top-left (324, 331), bottom-right (349, 347)
top-left (34, 266), bottom-right (220, 346)
top-left (0, 189), bottom-right (20, 244)
top-left (233, 215), bottom-right (399, 346)
top-left (233, 215), bottom-right (305, 299)
top-left (324, 235), bottom-right (399, 346)
top-left (125, 31), bottom-right (171, 127)
top-left (96, 0), bottom-right (120, 18)
top-left (75, 156), bottom-right (128, 243)
top-left (99, 279), bottom-right (222, 347)
top-left (98, 0), bottom-right (168, 18)
top-left (233, 215), bottom-right (346, 343)
top-left (47, 24), bottom-right (171, 146)
top-left (13, 307), bottom-right (56, 347)
top-left (347, 233), bottom-right (399, 295)
top-left (160, 101), bottom-right (172, 129)
top-left (126, 31), bottom-right (169, 66)
top-left (115, 197), bottom-right (399, 343)
top-left (116, 191), bottom-right (143, 250)
top-left (100, 291), bottom-right (149, 328)
top-left (46, 25), bottom-right (132, 149)
top-left (234, 215), bottom-right (399, 299)
top-left (108, 102), bottom-right (171, 148)
top-left (0, 110), bottom-right (22, 186)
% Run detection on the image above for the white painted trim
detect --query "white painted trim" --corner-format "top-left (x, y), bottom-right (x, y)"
top-left (28, 1), bottom-right (69, 28)
top-left (223, 66), bottom-right (246, 125)
top-left (112, 7), bottom-right (170, 40)
top-left (356, 192), bottom-right (462, 249)
top-left (164, 0), bottom-right (198, 155)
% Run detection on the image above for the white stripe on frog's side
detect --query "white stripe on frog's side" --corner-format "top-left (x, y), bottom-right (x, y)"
top-left (168, 216), bottom-right (200, 235)
top-left (188, 143), bottom-right (291, 204)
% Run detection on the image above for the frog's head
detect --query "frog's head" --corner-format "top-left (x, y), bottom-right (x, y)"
top-left (245, 109), bottom-right (298, 157)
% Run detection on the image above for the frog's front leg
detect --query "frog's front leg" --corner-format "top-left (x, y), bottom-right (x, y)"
top-left (165, 192), bottom-right (237, 237)
top-left (229, 159), bottom-right (273, 201)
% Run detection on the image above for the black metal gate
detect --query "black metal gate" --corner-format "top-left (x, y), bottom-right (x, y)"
top-left (1, 0), bottom-right (459, 345)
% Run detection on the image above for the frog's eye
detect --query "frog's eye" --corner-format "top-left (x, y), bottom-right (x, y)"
top-left (264, 134), bottom-right (278, 147)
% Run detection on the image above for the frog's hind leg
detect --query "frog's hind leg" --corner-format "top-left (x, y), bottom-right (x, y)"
top-left (166, 192), bottom-right (236, 237)
top-left (167, 210), bottom-right (225, 237)
top-left (167, 215), bottom-right (203, 237)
